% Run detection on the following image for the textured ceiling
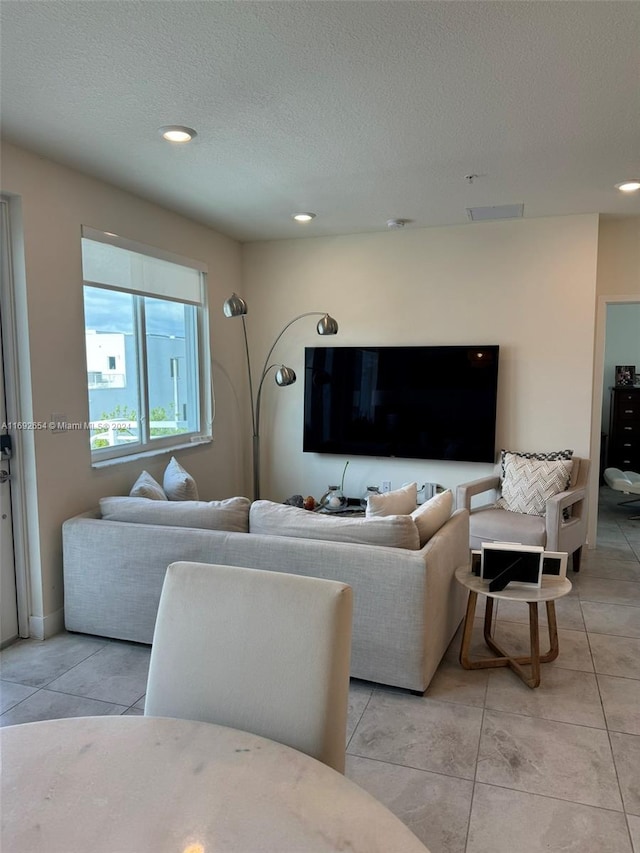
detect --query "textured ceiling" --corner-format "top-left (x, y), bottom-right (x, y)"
top-left (1, 1), bottom-right (639, 242)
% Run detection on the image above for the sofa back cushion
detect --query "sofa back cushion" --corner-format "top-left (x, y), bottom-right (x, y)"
top-left (100, 496), bottom-right (250, 532)
top-left (411, 490), bottom-right (453, 547)
top-left (129, 470), bottom-right (167, 500)
top-left (495, 450), bottom-right (573, 516)
top-left (365, 482), bottom-right (418, 517)
top-left (163, 456), bottom-right (199, 501)
top-left (249, 500), bottom-right (420, 550)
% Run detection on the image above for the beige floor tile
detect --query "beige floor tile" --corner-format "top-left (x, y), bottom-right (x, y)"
top-left (466, 784), bottom-right (632, 853)
top-left (347, 691), bottom-right (483, 779)
top-left (0, 688), bottom-right (127, 726)
top-left (0, 634), bottom-right (107, 688)
top-left (575, 559), bottom-right (640, 582)
top-left (610, 732), bottom-right (640, 816)
top-left (589, 634), bottom-right (640, 680)
top-left (45, 642), bottom-right (151, 706)
top-left (576, 577), bottom-right (640, 607)
top-left (476, 710), bottom-right (622, 810)
top-left (581, 601), bottom-right (640, 639)
top-left (492, 619), bottom-right (595, 672)
top-left (485, 667), bottom-right (605, 728)
top-left (346, 755), bottom-right (473, 853)
top-left (346, 680), bottom-right (373, 742)
top-left (495, 595), bottom-right (585, 631)
top-left (583, 541), bottom-right (638, 562)
top-left (597, 675), bottom-right (640, 735)
top-left (0, 680), bottom-right (37, 714)
top-left (425, 657), bottom-right (489, 708)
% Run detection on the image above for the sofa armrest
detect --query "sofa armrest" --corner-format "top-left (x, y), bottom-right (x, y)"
top-left (456, 476), bottom-right (500, 511)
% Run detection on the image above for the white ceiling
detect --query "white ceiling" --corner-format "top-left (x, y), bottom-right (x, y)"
top-left (1, 1), bottom-right (639, 242)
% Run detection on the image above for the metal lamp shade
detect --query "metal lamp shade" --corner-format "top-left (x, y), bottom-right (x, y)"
top-left (275, 366), bottom-right (296, 386)
top-left (223, 293), bottom-right (248, 318)
top-left (317, 314), bottom-right (339, 335)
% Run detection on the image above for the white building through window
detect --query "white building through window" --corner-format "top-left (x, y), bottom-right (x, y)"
top-left (81, 228), bottom-right (211, 462)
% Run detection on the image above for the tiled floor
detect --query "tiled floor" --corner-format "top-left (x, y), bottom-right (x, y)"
top-left (2, 487), bottom-right (639, 852)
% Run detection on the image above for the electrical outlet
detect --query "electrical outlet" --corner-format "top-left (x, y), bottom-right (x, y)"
top-left (381, 480), bottom-right (392, 493)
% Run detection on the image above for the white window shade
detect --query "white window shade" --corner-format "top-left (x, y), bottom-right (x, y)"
top-left (81, 227), bottom-right (206, 305)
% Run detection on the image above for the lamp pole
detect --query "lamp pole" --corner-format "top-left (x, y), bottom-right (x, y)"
top-left (223, 295), bottom-right (338, 500)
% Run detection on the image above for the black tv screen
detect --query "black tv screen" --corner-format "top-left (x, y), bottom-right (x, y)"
top-left (303, 345), bottom-right (499, 463)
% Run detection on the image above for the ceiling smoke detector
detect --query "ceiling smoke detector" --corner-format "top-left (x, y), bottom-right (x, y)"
top-left (386, 219), bottom-right (407, 229)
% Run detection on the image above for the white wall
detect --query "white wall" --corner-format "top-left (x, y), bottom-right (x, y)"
top-left (242, 215), bottom-right (600, 504)
top-left (1, 142), bottom-right (246, 636)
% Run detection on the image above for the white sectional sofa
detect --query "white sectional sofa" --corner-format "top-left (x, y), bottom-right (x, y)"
top-left (62, 498), bottom-right (469, 693)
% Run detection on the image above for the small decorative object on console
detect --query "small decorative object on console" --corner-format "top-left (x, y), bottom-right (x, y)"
top-left (360, 486), bottom-right (381, 509)
top-left (319, 486), bottom-right (348, 511)
top-left (615, 365), bottom-right (636, 387)
top-left (283, 494), bottom-right (305, 508)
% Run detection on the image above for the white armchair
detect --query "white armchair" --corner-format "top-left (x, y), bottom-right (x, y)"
top-left (456, 456), bottom-right (590, 572)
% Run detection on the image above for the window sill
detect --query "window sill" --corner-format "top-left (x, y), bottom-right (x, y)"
top-left (91, 437), bottom-right (213, 469)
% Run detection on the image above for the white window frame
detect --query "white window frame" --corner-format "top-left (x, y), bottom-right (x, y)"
top-left (81, 227), bottom-right (212, 466)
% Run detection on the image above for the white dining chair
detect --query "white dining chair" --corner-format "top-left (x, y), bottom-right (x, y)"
top-left (145, 561), bottom-right (353, 772)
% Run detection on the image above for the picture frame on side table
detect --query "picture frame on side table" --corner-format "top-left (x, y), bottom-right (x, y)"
top-left (541, 551), bottom-right (568, 579)
top-left (480, 542), bottom-right (544, 591)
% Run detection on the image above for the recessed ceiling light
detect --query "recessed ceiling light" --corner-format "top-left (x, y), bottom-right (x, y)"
top-left (615, 180), bottom-right (640, 193)
top-left (159, 125), bottom-right (197, 143)
top-left (292, 213), bottom-right (316, 222)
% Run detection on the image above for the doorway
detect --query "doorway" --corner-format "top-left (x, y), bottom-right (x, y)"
top-left (0, 316), bottom-right (18, 646)
top-left (0, 197), bottom-right (29, 644)
top-left (589, 297), bottom-right (640, 546)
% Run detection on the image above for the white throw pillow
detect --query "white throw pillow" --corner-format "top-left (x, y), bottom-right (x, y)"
top-left (250, 500), bottom-right (420, 550)
top-left (365, 482), bottom-right (418, 517)
top-left (496, 451), bottom-right (573, 516)
top-left (411, 490), bottom-right (453, 547)
top-left (100, 496), bottom-right (250, 532)
top-left (129, 470), bottom-right (167, 500)
top-left (163, 456), bottom-right (199, 501)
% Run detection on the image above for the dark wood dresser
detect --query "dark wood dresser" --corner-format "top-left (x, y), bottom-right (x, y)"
top-left (608, 387), bottom-right (640, 471)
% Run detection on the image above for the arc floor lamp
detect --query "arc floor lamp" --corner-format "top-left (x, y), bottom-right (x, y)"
top-left (223, 293), bottom-right (339, 499)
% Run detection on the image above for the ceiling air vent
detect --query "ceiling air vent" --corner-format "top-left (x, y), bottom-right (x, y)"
top-left (466, 204), bottom-right (524, 222)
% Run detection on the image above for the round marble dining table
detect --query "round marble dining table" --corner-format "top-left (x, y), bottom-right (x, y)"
top-left (1, 714), bottom-right (430, 853)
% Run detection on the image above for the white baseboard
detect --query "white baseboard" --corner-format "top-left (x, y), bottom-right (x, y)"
top-left (29, 607), bottom-right (65, 640)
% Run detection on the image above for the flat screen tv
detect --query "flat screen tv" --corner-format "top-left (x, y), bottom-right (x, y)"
top-left (303, 345), bottom-right (499, 463)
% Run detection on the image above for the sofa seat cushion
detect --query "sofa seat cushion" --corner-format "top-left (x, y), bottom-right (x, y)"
top-left (100, 496), bottom-right (250, 532)
top-left (469, 506), bottom-right (547, 549)
top-left (250, 500), bottom-right (420, 550)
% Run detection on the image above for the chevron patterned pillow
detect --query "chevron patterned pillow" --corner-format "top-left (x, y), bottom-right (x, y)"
top-left (496, 450), bottom-right (573, 516)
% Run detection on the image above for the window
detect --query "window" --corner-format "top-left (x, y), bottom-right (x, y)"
top-left (81, 228), bottom-right (211, 463)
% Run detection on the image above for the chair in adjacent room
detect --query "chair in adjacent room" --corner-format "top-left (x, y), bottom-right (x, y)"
top-left (456, 454), bottom-right (590, 572)
top-left (603, 468), bottom-right (640, 519)
top-left (144, 561), bottom-right (353, 772)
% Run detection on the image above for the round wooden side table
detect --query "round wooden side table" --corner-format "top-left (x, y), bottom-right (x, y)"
top-left (455, 565), bottom-right (572, 688)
